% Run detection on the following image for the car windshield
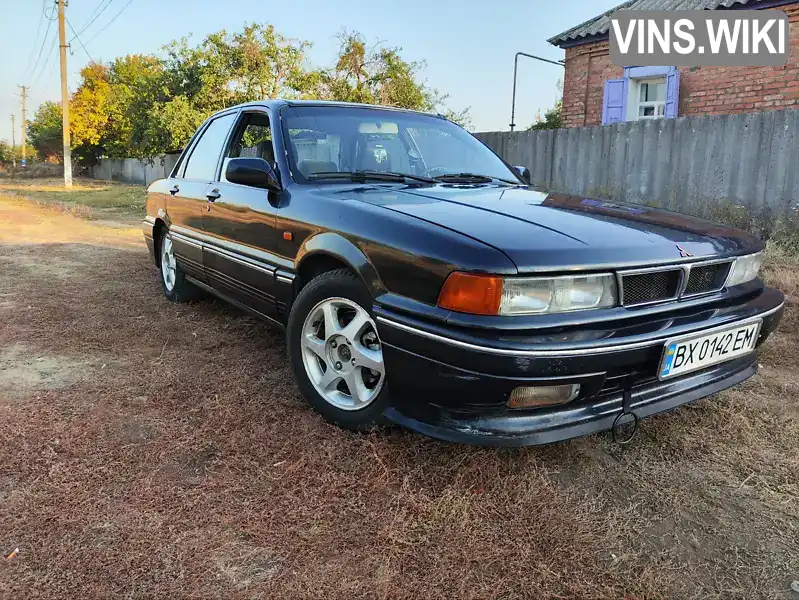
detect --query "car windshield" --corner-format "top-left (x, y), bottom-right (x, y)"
top-left (280, 105), bottom-right (521, 185)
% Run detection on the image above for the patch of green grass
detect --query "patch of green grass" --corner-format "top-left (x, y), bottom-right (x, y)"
top-left (0, 177), bottom-right (145, 221)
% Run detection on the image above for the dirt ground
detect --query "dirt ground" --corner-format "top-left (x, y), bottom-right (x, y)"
top-left (0, 191), bottom-right (797, 599)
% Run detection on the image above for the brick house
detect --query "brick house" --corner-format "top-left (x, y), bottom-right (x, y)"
top-left (548, 0), bottom-right (799, 127)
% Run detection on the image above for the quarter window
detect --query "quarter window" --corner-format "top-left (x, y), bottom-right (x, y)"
top-left (182, 113), bottom-right (236, 181)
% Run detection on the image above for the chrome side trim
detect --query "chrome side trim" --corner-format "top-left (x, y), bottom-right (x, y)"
top-left (170, 224), bottom-right (294, 271)
top-left (276, 275), bottom-right (293, 284)
top-left (375, 302), bottom-right (784, 358)
top-left (170, 231), bottom-right (202, 249)
top-left (204, 245), bottom-right (275, 277)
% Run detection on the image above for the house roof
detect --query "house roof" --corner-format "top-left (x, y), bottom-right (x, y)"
top-left (548, 0), bottom-right (758, 47)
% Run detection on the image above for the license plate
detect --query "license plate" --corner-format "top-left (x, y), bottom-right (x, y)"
top-left (659, 321), bottom-right (761, 380)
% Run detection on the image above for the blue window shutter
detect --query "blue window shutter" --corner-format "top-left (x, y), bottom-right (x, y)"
top-left (602, 78), bottom-right (628, 125)
top-left (665, 67), bottom-right (680, 118)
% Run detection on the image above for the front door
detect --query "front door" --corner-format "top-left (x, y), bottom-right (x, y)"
top-left (166, 111), bottom-right (238, 283)
top-left (201, 110), bottom-right (284, 318)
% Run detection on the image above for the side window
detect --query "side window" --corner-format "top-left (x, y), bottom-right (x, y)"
top-left (221, 113), bottom-right (274, 183)
top-left (182, 113), bottom-right (237, 182)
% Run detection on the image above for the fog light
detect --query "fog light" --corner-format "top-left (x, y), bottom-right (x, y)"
top-left (507, 384), bottom-right (581, 409)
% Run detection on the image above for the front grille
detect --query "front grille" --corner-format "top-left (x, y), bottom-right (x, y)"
top-left (684, 262), bottom-right (731, 296)
top-left (620, 269), bottom-right (682, 306)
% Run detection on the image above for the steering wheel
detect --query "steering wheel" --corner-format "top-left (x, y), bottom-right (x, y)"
top-left (423, 166), bottom-right (451, 178)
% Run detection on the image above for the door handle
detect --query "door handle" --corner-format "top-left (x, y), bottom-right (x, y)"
top-left (169, 185), bottom-right (179, 195)
top-left (206, 189), bottom-right (221, 202)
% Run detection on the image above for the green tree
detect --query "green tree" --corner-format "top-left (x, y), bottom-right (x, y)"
top-left (70, 63), bottom-right (112, 164)
top-left (59, 23), bottom-right (471, 159)
top-left (529, 79), bottom-right (563, 131)
top-left (0, 141), bottom-right (12, 164)
top-left (142, 95), bottom-right (206, 155)
top-left (528, 100), bottom-right (563, 130)
top-left (309, 32), bottom-right (470, 126)
top-left (28, 101), bottom-right (63, 161)
top-left (107, 54), bottom-right (168, 159)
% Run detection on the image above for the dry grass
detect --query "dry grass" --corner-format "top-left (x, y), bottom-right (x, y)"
top-left (0, 190), bottom-right (797, 599)
top-left (0, 177), bottom-right (145, 223)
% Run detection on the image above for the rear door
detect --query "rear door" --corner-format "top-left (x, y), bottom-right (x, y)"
top-left (201, 109), bottom-right (284, 318)
top-left (166, 111), bottom-right (238, 283)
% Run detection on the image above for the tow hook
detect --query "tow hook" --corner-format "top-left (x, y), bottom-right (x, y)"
top-left (612, 388), bottom-right (639, 445)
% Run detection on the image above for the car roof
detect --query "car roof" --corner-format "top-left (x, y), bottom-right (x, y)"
top-left (219, 99), bottom-right (444, 118)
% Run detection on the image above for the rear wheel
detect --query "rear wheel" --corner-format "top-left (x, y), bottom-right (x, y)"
top-left (287, 269), bottom-right (388, 430)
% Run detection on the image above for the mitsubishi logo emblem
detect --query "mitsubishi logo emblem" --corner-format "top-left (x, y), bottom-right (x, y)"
top-left (676, 244), bottom-right (693, 258)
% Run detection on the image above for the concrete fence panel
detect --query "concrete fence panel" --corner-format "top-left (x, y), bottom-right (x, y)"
top-left (90, 155), bottom-right (181, 186)
top-left (476, 109), bottom-right (799, 224)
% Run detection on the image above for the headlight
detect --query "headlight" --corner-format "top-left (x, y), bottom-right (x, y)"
top-left (725, 252), bottom-right (763, 287)
top-left (500, 274), bottom-right (618, 315)
top-left (438, 272), bottom-right (618, 315)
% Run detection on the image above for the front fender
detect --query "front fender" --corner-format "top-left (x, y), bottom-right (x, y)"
top-left (296, 232), bottom-right (387, 298)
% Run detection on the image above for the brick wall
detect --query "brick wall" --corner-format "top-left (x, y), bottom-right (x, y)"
top-left (561, 3), bottom-right (799, 127)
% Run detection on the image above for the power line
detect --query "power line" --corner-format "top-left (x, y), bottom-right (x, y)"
top-left (31, 35), bottom-right (59, 87)
top-left (28, 2), bottom-right (56, 79)
top-left (83, 0), bottom-right (134, 46)
top-left (70, 0), bottom-right (114, 40)
top-left (75, 0), bottom-right (112, 33)
top-left (65, 17), bottom-right (94, 63)
top-left (24, 0), bottom-right (47, 73)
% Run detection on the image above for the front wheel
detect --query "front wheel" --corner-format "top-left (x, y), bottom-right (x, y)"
top-left (287, 269), bottom-right (389, 431)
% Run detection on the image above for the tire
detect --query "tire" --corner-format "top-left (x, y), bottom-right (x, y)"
top-left (287, 269), bottom-right (389, 431)
top-left (158, 227), bottom-right (198, 302)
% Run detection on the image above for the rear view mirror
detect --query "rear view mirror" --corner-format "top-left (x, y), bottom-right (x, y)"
top-left (358, 121), bottom-right (399, 135)
top-left (225, 157), bottom-right (281, 191)
top-left (514, 165), bottom-right (531, 183)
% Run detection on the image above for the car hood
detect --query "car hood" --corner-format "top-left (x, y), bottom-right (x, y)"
top-left (346, 185), bottom-right (762, 272)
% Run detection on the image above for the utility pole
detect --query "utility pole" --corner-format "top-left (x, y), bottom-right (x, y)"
top-left (10, 114), bottom-right (16, 168)
top-left (18, 85), bottom-right (28, 167)
top-left (57, 0), bottom-right (72, 187)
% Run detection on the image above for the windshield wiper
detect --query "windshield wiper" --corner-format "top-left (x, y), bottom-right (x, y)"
top-left (307, 170), bottom-right (437, 184)
top-left (433, 172), bottom-right (519, 185)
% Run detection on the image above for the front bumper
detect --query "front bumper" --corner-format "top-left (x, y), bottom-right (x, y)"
top-left (375, 286), bottom-right (784, 446)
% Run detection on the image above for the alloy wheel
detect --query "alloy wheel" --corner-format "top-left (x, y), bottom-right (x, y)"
top-left (300, 297), bottom-right (385, 411)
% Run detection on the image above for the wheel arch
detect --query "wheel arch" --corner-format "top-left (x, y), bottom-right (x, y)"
top-left (295, 232), bottom-right (386, 298)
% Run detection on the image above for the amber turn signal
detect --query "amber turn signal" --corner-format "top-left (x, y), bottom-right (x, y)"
top-left (438, 272), bottom-right (503, 315)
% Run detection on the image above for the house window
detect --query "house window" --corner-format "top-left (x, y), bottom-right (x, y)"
top-left (601, 66), bottom-right (679, 126)
top-left (632, 78), bottom-right (666, 120)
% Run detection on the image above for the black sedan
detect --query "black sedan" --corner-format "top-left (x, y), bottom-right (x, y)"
top-left (142, 100), bottom-right (784, 446)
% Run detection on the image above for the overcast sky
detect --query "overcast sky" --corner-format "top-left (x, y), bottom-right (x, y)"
top-left (0, 0), bottom-right (613, 144)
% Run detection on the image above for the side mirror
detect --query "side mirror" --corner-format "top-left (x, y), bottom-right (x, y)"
top-left (225, 157), bottom-right (281, 191)
top-left (514, 165), bottom-right (531, 183)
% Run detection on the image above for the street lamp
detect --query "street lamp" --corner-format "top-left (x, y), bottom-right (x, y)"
top-left (510, 52), bottom-right (565, 132)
